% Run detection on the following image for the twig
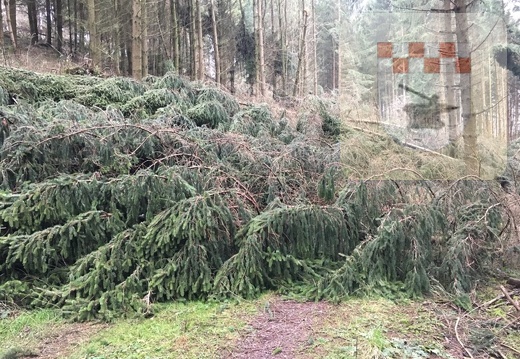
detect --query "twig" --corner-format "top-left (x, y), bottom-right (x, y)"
top-left (455, 317), bottom-right (474, 359)
top-left (500, 285), bottom-right (520, 311)
top-left (500, 343), bottom-right (520, 356)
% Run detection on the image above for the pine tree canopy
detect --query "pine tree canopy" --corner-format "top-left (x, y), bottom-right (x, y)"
top-left (0, 67), bottom-right (515, 320)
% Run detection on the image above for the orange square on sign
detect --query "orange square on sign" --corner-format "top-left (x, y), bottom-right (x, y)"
top-left (378, 42), bottom-right (392, 58)
top-left (456, 57), bottom-right (471, 73)
top-left (424, 58), bottom-right (440, 73)
top-left (440, 42), bottom-right (456, 57)
top-left (409, 42), bottom-right (424, 58)
top-left (393, 58), bottom-right (408, 73)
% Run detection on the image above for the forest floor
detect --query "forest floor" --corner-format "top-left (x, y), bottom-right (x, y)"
top-left (1, 287), bottom-right (520, 359)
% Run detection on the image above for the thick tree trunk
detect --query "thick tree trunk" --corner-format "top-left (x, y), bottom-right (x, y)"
top-left (3, 0), bottom-right (16, 49)
top-left (56, 0), bottom-right (63, 51)
top-left (254, 0), bottom-right (265, 95)
top-left (293, 10), bottom-right (308, 96)
top-left (8, 0), bottom-right (16, 43)
top-left (132, 0), bottom-right (143, 79)
top-left (210, 0), bottom-right (220, 84)
top-left (46, 0), bottom-right (52, 45)
top-left (87, 0), bottom-right (100, 66)
top-left (454, 0), bottom-right (478, 175)
top-left (0, 0), bottom-right (4, 48)
top-left (28, 0), bottom-right (39, 45)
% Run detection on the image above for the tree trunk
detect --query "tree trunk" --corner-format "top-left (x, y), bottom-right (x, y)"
top-left (210, 0), bottom-right (220, 84)
top-left (293, 10), bottom-right (308, 96)
top-left (0, 0), bottom-right (4, 48)
top-left (87, 0), bottom-right (100, 66)
top-left (8, 0), bottom-right (16, 43)
top-left (132, 0), bottom-right (143, 79)
top-left (3, 0), bottom-right (16, 49)
top-left (311, 0), bottom-right (317, 94)
top-left (46, 0), bottom-right (52, 45)
top-left (56, 0), bottom-right (63, 51)
top-left (141, 0), bottom-right (148, 78)
top-left (454, 0), bottom-right (477, 174)
top-left (68, 0), bottom-right (73, 53)
top-left (195, 0), bottom-right (203, 80)
top-left (255, 0), bottom-right (265, 95)
top-left (28, 0), bottom-right (39, 45)
top-left (170, 0), bottom-right (179, 72)
top-left (189, 0), bottom-right (196, 79)
top-left (278, 0), bottom-right (287, 95)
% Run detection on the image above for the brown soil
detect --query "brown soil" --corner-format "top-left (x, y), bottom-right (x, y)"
top-left (229, 298), bottom-right (330, 359)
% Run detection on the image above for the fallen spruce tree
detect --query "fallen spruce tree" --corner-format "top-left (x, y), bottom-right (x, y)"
top-left (0, 67), bottom-right (517, 320)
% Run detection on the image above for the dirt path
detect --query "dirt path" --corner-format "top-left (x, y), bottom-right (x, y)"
top-left (229, 298), bottom-right (330, 359)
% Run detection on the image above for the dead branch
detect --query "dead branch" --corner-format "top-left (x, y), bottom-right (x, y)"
top-left (500, 285), bottom-right (520, 311)
top-left (455, 317), bottom-right (474, 359)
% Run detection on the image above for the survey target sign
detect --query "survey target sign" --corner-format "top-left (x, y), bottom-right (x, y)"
top-left (338, 12), bottom-right (508, 179)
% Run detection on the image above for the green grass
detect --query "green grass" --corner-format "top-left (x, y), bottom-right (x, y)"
top-left (69, 297), bottom-right (267, 359)
top-left (0, 307), bottom-right (64, 358)
top-left (303, 298), bottom-right (453, 359)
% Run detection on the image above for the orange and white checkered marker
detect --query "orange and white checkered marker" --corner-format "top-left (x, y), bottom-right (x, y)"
top-left (377, 42), bottom-right (471, 74)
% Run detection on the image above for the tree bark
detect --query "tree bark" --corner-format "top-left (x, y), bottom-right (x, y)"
top-left (188, 0), bottom-right (196, 79)
top-left (170, 0), bottom-right (179, 72)
top-left (255, 0), bottom-right (265, 95)
top-left (0, 0), bottom-right (4, 48)
top-left (293, 10), bottom-right (308, 96)
top-left (210, 0), bottom-right (220, 84)
top-left (132, 0), bottom-right (143, 79)
top-left (195, 0), bottom-right (203, 80)
top-left (56, 0), bottom-right (63, 51)
top-left (8, 0), bottom-right (16, 43)
top-left (27, 0), bottom-right (39, 45)
top-left (3, 0), bottom-right (16, 49)
top-left (454, 0), bottom-right (478, 175)
top-left (46, 0), bottom-right (52, 45)
top-left (87, 0), bottom-right (100, 66)
top-left (141, 0), bottom-right (148, 77)
top-left (311, 0), bottom-right (317, 94)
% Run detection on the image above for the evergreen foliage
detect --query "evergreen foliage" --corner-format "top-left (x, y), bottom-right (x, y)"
top-left (0, 67), bottom-right (515, 320)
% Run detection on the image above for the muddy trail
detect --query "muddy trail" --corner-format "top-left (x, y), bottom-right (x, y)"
top-left (228, 298), bottom-right (330, 359)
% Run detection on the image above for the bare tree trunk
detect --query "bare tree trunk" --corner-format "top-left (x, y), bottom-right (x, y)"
top-left (142, 0), bottom-right (148, 77)
top-left (279, 0), bottom-right (287, 94)
top-left (170, 0), bottom-right (179, 72)
top-left (210, 0), bottom-right (220, 84)
top-left (87, 0), bottom-right (100, 66)
top-left (46, 0), bottom-right (52, 45)
top-left (0, 0), bottom-right (3, 48)
top-left (8, 0), bottom-right (16, 43)
top-left (293, 10), bottom-right (308, 96)
top-left (56, 0), bottom-right (63, 51)
top-left (132, 0), bottom-right (143, 79)
top-left (28, 0), bottom-right (39, 45)
top-left (3, 0), bottom-right (16, 49)
top-left (189, 0), bottom-right (196, 79)
top-left (336, 0), bottom-right (341, 93)
top-left (443, 0), bottom-right (457, 155)
top-left (454, 0), bottom-right (477, 174)
top-left (195, 0), bottom-right (203, 80)
top-left (255, 0), bottom-right (265, 95)
top-left (68, 0), bottom-right (73, 53)
top-left (311, 0), bottom-right (317, 94)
